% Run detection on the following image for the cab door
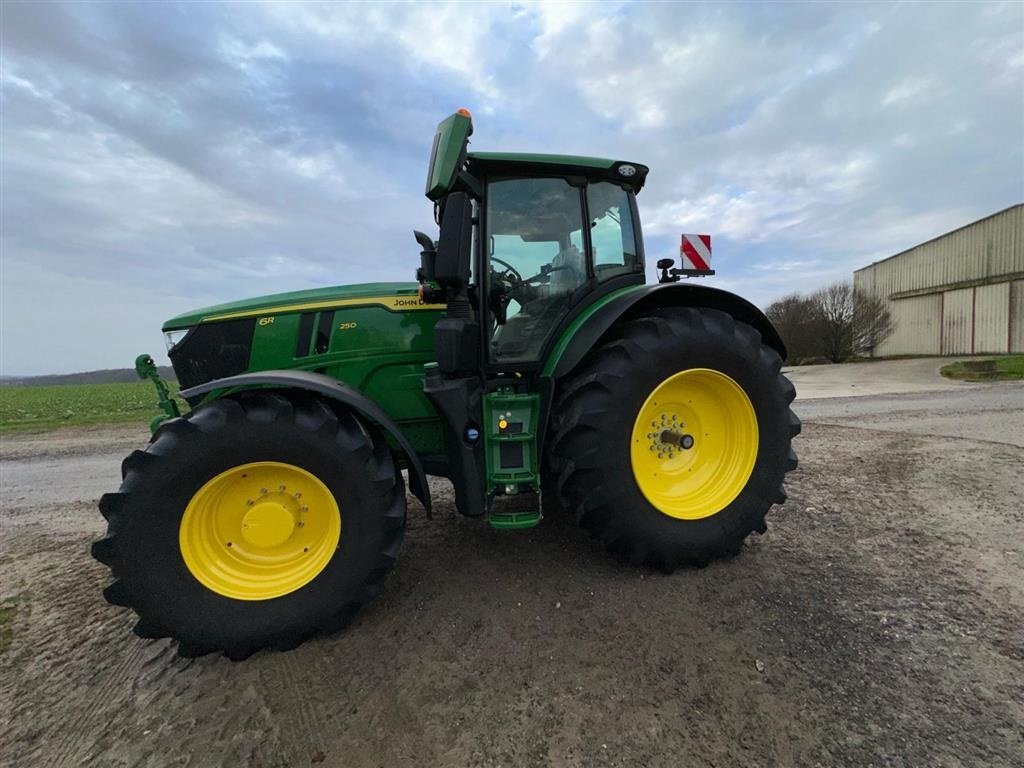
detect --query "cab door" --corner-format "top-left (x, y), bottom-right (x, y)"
top-left (483, 176), bottom-right (589, 364)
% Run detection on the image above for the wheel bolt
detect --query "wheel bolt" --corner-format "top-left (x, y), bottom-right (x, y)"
top-left (246, 499), bottom-right (254, 506)
top-left (294, 492), bottom-right (302, 499)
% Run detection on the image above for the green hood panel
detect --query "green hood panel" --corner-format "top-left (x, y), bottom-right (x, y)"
top-left (163, 282), bottom-right (427, 330)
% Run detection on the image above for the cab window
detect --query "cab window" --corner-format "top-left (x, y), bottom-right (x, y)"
top-left (486, 177), bottom-right (587, 363)
top-left (587, 182), bottom-right (639, 280)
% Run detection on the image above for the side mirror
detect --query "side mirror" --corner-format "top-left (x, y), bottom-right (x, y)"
top-left (435, 192), bottom-right (473, 291)
top-left (424, 110), bottom-right (473, 202)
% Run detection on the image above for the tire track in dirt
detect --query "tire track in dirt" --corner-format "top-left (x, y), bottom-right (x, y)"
top-left (4, 536), bottom-right (145, 768)
top-left (255, 651), bottom-right (331, 765)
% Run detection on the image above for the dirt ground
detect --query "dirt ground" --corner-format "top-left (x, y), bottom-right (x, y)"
top-left (1, 386), bottom-right (1022, 768)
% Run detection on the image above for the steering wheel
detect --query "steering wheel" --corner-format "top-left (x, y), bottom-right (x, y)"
top-left (490, 257), bottom-right (523, 284)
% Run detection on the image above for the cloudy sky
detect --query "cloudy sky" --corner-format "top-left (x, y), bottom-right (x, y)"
top-left (2, 1), bottom-right (1022, 375)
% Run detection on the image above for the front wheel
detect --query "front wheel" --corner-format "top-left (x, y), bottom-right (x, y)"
top-left (547, 307), bottom-right (799, 570)
top-left (92, 391), bottom-right (406, 660)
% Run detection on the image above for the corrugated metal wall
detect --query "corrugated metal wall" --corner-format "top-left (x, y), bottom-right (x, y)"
top-left (941, 288), bottom-right (973, 355)
top-left (884, 294), bottom-right (941, 355)
top-left (854, 204), bottom-right (1024, 356)
top-left (975, 282), bottom-right (1010, 353)
top-left (1011, 280), bottom-right (1024, 353)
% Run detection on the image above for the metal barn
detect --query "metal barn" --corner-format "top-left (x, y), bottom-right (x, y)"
top-left (853, 204), bottom-right (1024, 356)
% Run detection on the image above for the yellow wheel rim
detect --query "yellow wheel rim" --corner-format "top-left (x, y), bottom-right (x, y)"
top-left (179, 461), bottom-right (341, 600)
top-left (630, 368), bottom-right (758, 520)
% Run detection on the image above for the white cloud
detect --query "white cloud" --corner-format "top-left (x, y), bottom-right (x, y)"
top-left (880, 77), bottom-right (936, 108)
top-left (264, 2), bottom-right (504, 102)
top-left (527, 1), bottom-right (590, 59)
top-left (643, 147), bottom-right (875, 242)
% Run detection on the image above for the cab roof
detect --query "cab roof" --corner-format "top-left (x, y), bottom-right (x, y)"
top-left (466, 151), bottom-right (649, 193)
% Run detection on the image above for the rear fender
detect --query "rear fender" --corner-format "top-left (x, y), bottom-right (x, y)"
top-left (180, 370), bottom-right (431, 515)
top-left (546, 283), bottom-right (786, 380)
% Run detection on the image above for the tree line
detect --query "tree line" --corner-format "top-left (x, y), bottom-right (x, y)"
top-left (765, 281), bottom-right (895, 364)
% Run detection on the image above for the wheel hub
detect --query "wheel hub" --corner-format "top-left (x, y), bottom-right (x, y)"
top-left (657, 428), bottom-right (695, 450)
top-left (241, 500), bottom-right (297, 548)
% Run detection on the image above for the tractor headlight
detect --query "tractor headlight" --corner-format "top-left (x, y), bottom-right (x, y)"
top-left (164, 328), bottom-right (192, 352)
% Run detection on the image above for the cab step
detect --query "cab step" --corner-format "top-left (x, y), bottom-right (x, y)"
top-left (488, 509), bottom-right (542, 530)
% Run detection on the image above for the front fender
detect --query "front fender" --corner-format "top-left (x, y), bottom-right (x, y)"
top-left (180, 370), bottom-right (431, 515)
top-left (545, 283), bottom-right (786, 380)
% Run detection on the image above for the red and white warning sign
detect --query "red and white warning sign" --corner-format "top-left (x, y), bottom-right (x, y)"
top-left (680, 234), bottom-right (712, 271)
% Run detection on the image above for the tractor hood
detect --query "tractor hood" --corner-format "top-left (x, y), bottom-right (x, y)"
top-left (163, 282), bottom-right (424, 330)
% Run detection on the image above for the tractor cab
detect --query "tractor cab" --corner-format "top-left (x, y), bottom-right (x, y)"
top-left (417, 109), bottom-right (651, 521)
top-left (421, 111), bottom-right (649, 370)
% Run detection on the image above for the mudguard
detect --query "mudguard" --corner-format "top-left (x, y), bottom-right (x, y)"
top-left (180, 370), bottom-right (431, 514)
top-left (547, 283), bottom-right (787, 380)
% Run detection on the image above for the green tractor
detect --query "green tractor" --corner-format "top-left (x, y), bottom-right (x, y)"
top-left (93, 110), bottom-right (799, 659)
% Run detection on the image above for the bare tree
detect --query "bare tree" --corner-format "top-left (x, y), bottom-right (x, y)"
top-left (852, 289), bottom-right (895, 357)
top-left (811, 281), bottom-right (896, 361)
top-left (813, 282), bottom-right (854, 363)
top-left (767, 281), bottom-right (896, 363)
top-left (765, 293), bottom-right (823, 363)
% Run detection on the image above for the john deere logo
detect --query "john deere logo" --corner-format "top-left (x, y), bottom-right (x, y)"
top-left (392, 298), bottom-right (426, 308)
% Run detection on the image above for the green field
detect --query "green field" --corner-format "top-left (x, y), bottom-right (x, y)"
top-left (0, 381), bottom-right (180, 432)
top-left (940, 355), bottom-right (1024, 381)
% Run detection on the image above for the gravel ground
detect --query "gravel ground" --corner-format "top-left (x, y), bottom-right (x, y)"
top-left (1, 385), bottom-right (1022, 768)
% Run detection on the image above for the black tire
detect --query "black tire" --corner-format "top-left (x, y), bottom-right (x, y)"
top-left (91, 390), bottom-right (405, 660)
top-left (547, 307), bottom-right (799, 570)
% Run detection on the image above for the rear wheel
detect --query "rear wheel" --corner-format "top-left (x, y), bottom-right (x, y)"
top-left (547, 307), bottom-right (799, 570)
top-left (92, 391), bottom-right (405, 660)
